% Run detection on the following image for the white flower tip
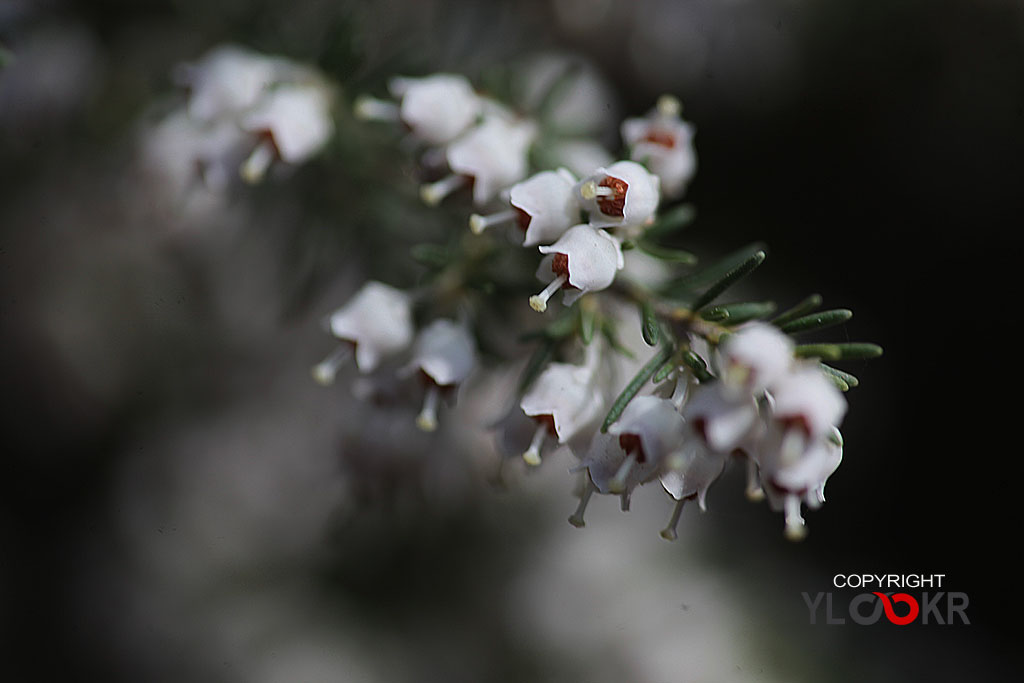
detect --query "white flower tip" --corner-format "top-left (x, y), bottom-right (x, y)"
top-left (660, 527), bottom-right (678, 542)
top-left (522, 447), bottom-right (542, 466)
top-left (529, 295), bottom-right (548, 313)
top-left (310, 363), bottom-right (337, 386)
top-left (415, 412), bottom-right (438, 432)
top-left (568, 514), bottom-right (586, 528)
top-left (657, 94), bottom-right (682, 118)
top-left (785, 521), bottom-right (808, 542)
top-left (468, 214), bottom-right (487, 234)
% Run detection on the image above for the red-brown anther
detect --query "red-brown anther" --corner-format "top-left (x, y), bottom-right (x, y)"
top-left (640, 129), bottom-right (677, 148)
top-left (535, 413), bottom-right (558, 436)
top-left (780, 415), bottom-right (813, 438)
top-left (514, 206), bottom-right (532, 232)
top-left (618, 433), bottom-right (647, 463)
top-left (551, 253), bottom-right (578, 289)
top-left (597, 176), bottom-right (628, 217)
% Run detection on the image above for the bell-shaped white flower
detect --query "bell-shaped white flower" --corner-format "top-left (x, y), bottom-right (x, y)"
top-left (313, 281), bottom-right (414, 381)
top-left (470, 168), bottom-right (580, 246)
top-left (621, 95), bottom-right (697, 199)
top-left (769, 365), bottom-right (847, 441)
top-left (575, 160), bottom-right (660, 229)
top-left (682, 382), bottom-right (760, 454)
top-left (421, 116), bottom-right (536, 206)
top-left (717, 322), bottom-right (794, 398)
top-left (572, 431), bottom-right (662, 513)
top-left (519, 361), bottom-right (604, 465)
top-left (175, 45), bottom-right (290, 123)
top-left (392, 73), bottom-right (481, 145)
top-left (658, 434), bottom-right (728, 539)
top-left (530, 225), bottom-right (624, 311)
top-left (401, 319), bottom-right (478, 432)
top-left (605, 396), bottom-right (685, 493)
top-left (239, 82), bottom-right (334, 183)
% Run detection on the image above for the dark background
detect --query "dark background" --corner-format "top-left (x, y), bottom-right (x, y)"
top-left (1, 0), bottom-right (1018, 680)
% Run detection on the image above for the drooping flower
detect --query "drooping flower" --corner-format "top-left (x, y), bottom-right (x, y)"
top-left (469, 168), bottom-right (580, 246)
top-left (239, 82), bottom-right (334, 183)
top-left (717, 322), bottom-right (794, 398)
top-left (658, 433), bottom-right (729, 540)
top-left (174, 44), bottom-right (293, 123)
top-left (519, 360), bottom-right (605, 465)
top-left (575, 160), bottom-right (660, 229)
top-left (621, 95), bottom-right (697, 200)
top-left (312, 281), bottom-right (414, 381)
top-left (422, 116), bottom-right (537, 206)
top-left (604, 396), bottom-right (686, 493)
top-left (530, 224), bottom-right (624, 311)
top-left (401, 319), bottom-right (478, 432)
top-left (682, 382), bottom-right (760, 454)
top-left (353, 73), bottom-right (482, 147)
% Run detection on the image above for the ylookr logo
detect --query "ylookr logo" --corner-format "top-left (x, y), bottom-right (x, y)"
top-left (803, 574), bottom-right (970, 626)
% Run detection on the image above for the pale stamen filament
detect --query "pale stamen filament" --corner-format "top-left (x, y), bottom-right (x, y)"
top-left (311, 345), bottom-right (351, 386)
top-left (420, 174), bottom-right (467, 206)
top-left (522, 422), bottom-right (548, 466)
top-left (469, 209), bottom-right (515, 234)
top-left (240, 139), bottom-right (276, 184)
top-left (784, 494), bottom-right (807, 541)
top-left (568, 478), bottom-right (595, 528)
top-left (529, 274), bottom-right (568, 312)
top-left (579, 180), bottom-right (614, 200)
top-left (353, 95), bottom-right (400, 122)
top-left (415, 385), bottom-right (440, 432)
top-left (660, 497), bottom-right (687, 541)
top-left (608, 452), bottom-right (638, 494)
top-left (745, 458), bottom-right (765, 501)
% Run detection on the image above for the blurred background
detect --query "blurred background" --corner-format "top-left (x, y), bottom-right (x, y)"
top-left (1, 0), bottom-right (1018, 680)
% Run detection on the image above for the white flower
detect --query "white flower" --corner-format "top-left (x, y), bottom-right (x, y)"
top-left (175, 45), bottom-right (293, 123)
top-left (239, 82), bottom-right (334, 183)
top-left (402, 319), bottom-right (478, 432)
top-left (717, 322), bottom-right (794, 398)
top-left (682, 382), bottom-right (760, 454)
top-left (423, 116), bottom-right (536, 206)
top-left (769, 364), bottom-right (847, 440)
top-left (530, 224), bottom-right (624, 311)
top-left (621, 95), bottom-right (696, 199)
top-left (658, 435), bottom-right (728, 539)
top-left (470, 168), bottom-right (580, 245)
top-left (574, 431), bottom-right (662, 500)
top-left (576, 160), bottom-right (660, 229)
top-left (389, 73), bottom-right (481, 145)
top-left (514, 53), bottom-right (618, 137)
top-left (313, 281), bottom-right (414, 380)
top-left (519, 361), bottom-right (604, 465)
top-left (607, 396), bottom-right (685, 468)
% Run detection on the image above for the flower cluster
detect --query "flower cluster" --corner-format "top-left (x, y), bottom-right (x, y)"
top-left (140, 45), bottom-right (335, 207)
top-left (317, 64), bottom-right (880, 540)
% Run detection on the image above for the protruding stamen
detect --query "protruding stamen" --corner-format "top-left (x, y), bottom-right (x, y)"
top-left (420, 174), bottom-right (467, 206)
top-left (657, 94), bottom-right (682, 118)
top-left (608, 452), bottom-right (637, 494)
top-left (784, 494), bottom-right (807, 541)
top-left (529, 274), bottom-right (568, 312)
top-left (745, 458), bottom-right (765, 501)
top-left (522, 422), bottom-right (548, 466)
top-left (669, 374), bottom-right (688, 409)
top-left (353, 95), bottom-right (400, 122)
top-left (620, 492), bottom-right (631, 511)
top-left (469, 209), bottom-right (515, 234)
top-left (240, 139), bottom-right (276, 184)
top-left (311, 346), bottom-right (351, 386)
top-left (568, 479), bottom-right (595, 528)
top-left (416, 385), bottom-right (440, 432)
top-left (579, 180), bottom-right (614, 200)
top-left (660, 497), bottom-right (687, 541)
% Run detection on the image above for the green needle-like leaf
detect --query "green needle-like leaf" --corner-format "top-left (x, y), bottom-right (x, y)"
top-left (641, 301), bottom-right (660, 346)
top-left (820, 364), bottom-right (860, 389)
top-left (699, 301), bottom-right (776, 325)
top-left (409, 243), bottom-right (449, 268)
top-left (795, 343), bottom-right (883, 361)
top-left (773, 293), bottom-right (823, 326)
top-left (601, 319), bottom-right (636, 359)
top-left (680, 349), bottom-right (713, 382)
top-left (636, 240), bottom-right (698, 264)
top-left (823, 373), bottom-right (849, 391)
top-left (778, 309), bottom-right (853, 334)
top-left (653, 359), bottom-right (677, 383)
top-left (643, 203), bottom-right (696, 239)
top-left (689, 250), bottom-right (766, 311)
top-left (663, 242), bottom-right (766, 298)
top-left (579, 306), bottom-right (597, 345)
top-left (601, 345), bottom-right (674, 432)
